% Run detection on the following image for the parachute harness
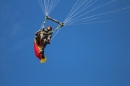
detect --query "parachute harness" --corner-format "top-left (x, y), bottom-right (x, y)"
top-left (42, 16), bottom-right (64, 40)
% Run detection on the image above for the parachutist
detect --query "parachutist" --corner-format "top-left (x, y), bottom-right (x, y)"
top-left (34, 15), bottom-right (64, 63)
top-left (34, 26), bottom-right (53, 63)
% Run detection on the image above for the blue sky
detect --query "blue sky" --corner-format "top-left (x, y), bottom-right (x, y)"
top-left (0, 0), bottom-right (130, 86)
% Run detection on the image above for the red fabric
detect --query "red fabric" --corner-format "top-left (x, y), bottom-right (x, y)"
top-left (34, 41), bottom-right (42, 60)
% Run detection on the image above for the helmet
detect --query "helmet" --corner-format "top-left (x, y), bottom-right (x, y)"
top-left (47, 26), bottom-right (52, 31)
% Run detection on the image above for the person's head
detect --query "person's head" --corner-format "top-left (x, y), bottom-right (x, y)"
top-left (47, 26), bottom-right (52, 31)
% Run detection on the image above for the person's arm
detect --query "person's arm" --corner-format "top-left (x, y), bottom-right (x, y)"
top-left (35, 30), bottom-right (41, 35)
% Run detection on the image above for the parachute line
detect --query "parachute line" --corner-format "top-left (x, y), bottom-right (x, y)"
top-left (64, 0), bottom-right (96, 24)
top-left (63, 0), bottom-right (130, 26)
top-left (38, 0), bottom-right (59, 16)
top-left (51, 29), bottom-right (61, 40)
top-left (66, 0), bottom-right (116, 24)
top-left (38, 0), bottom-right (45, 15)
top-left (67, 20), bottom-right (111, 25)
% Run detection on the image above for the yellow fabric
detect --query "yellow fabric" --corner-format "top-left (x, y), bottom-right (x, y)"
top-left (40, 57), bottom-right (47, 63)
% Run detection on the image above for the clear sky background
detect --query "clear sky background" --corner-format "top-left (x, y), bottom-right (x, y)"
top-left (0, 0), bottom-right (130, 86)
